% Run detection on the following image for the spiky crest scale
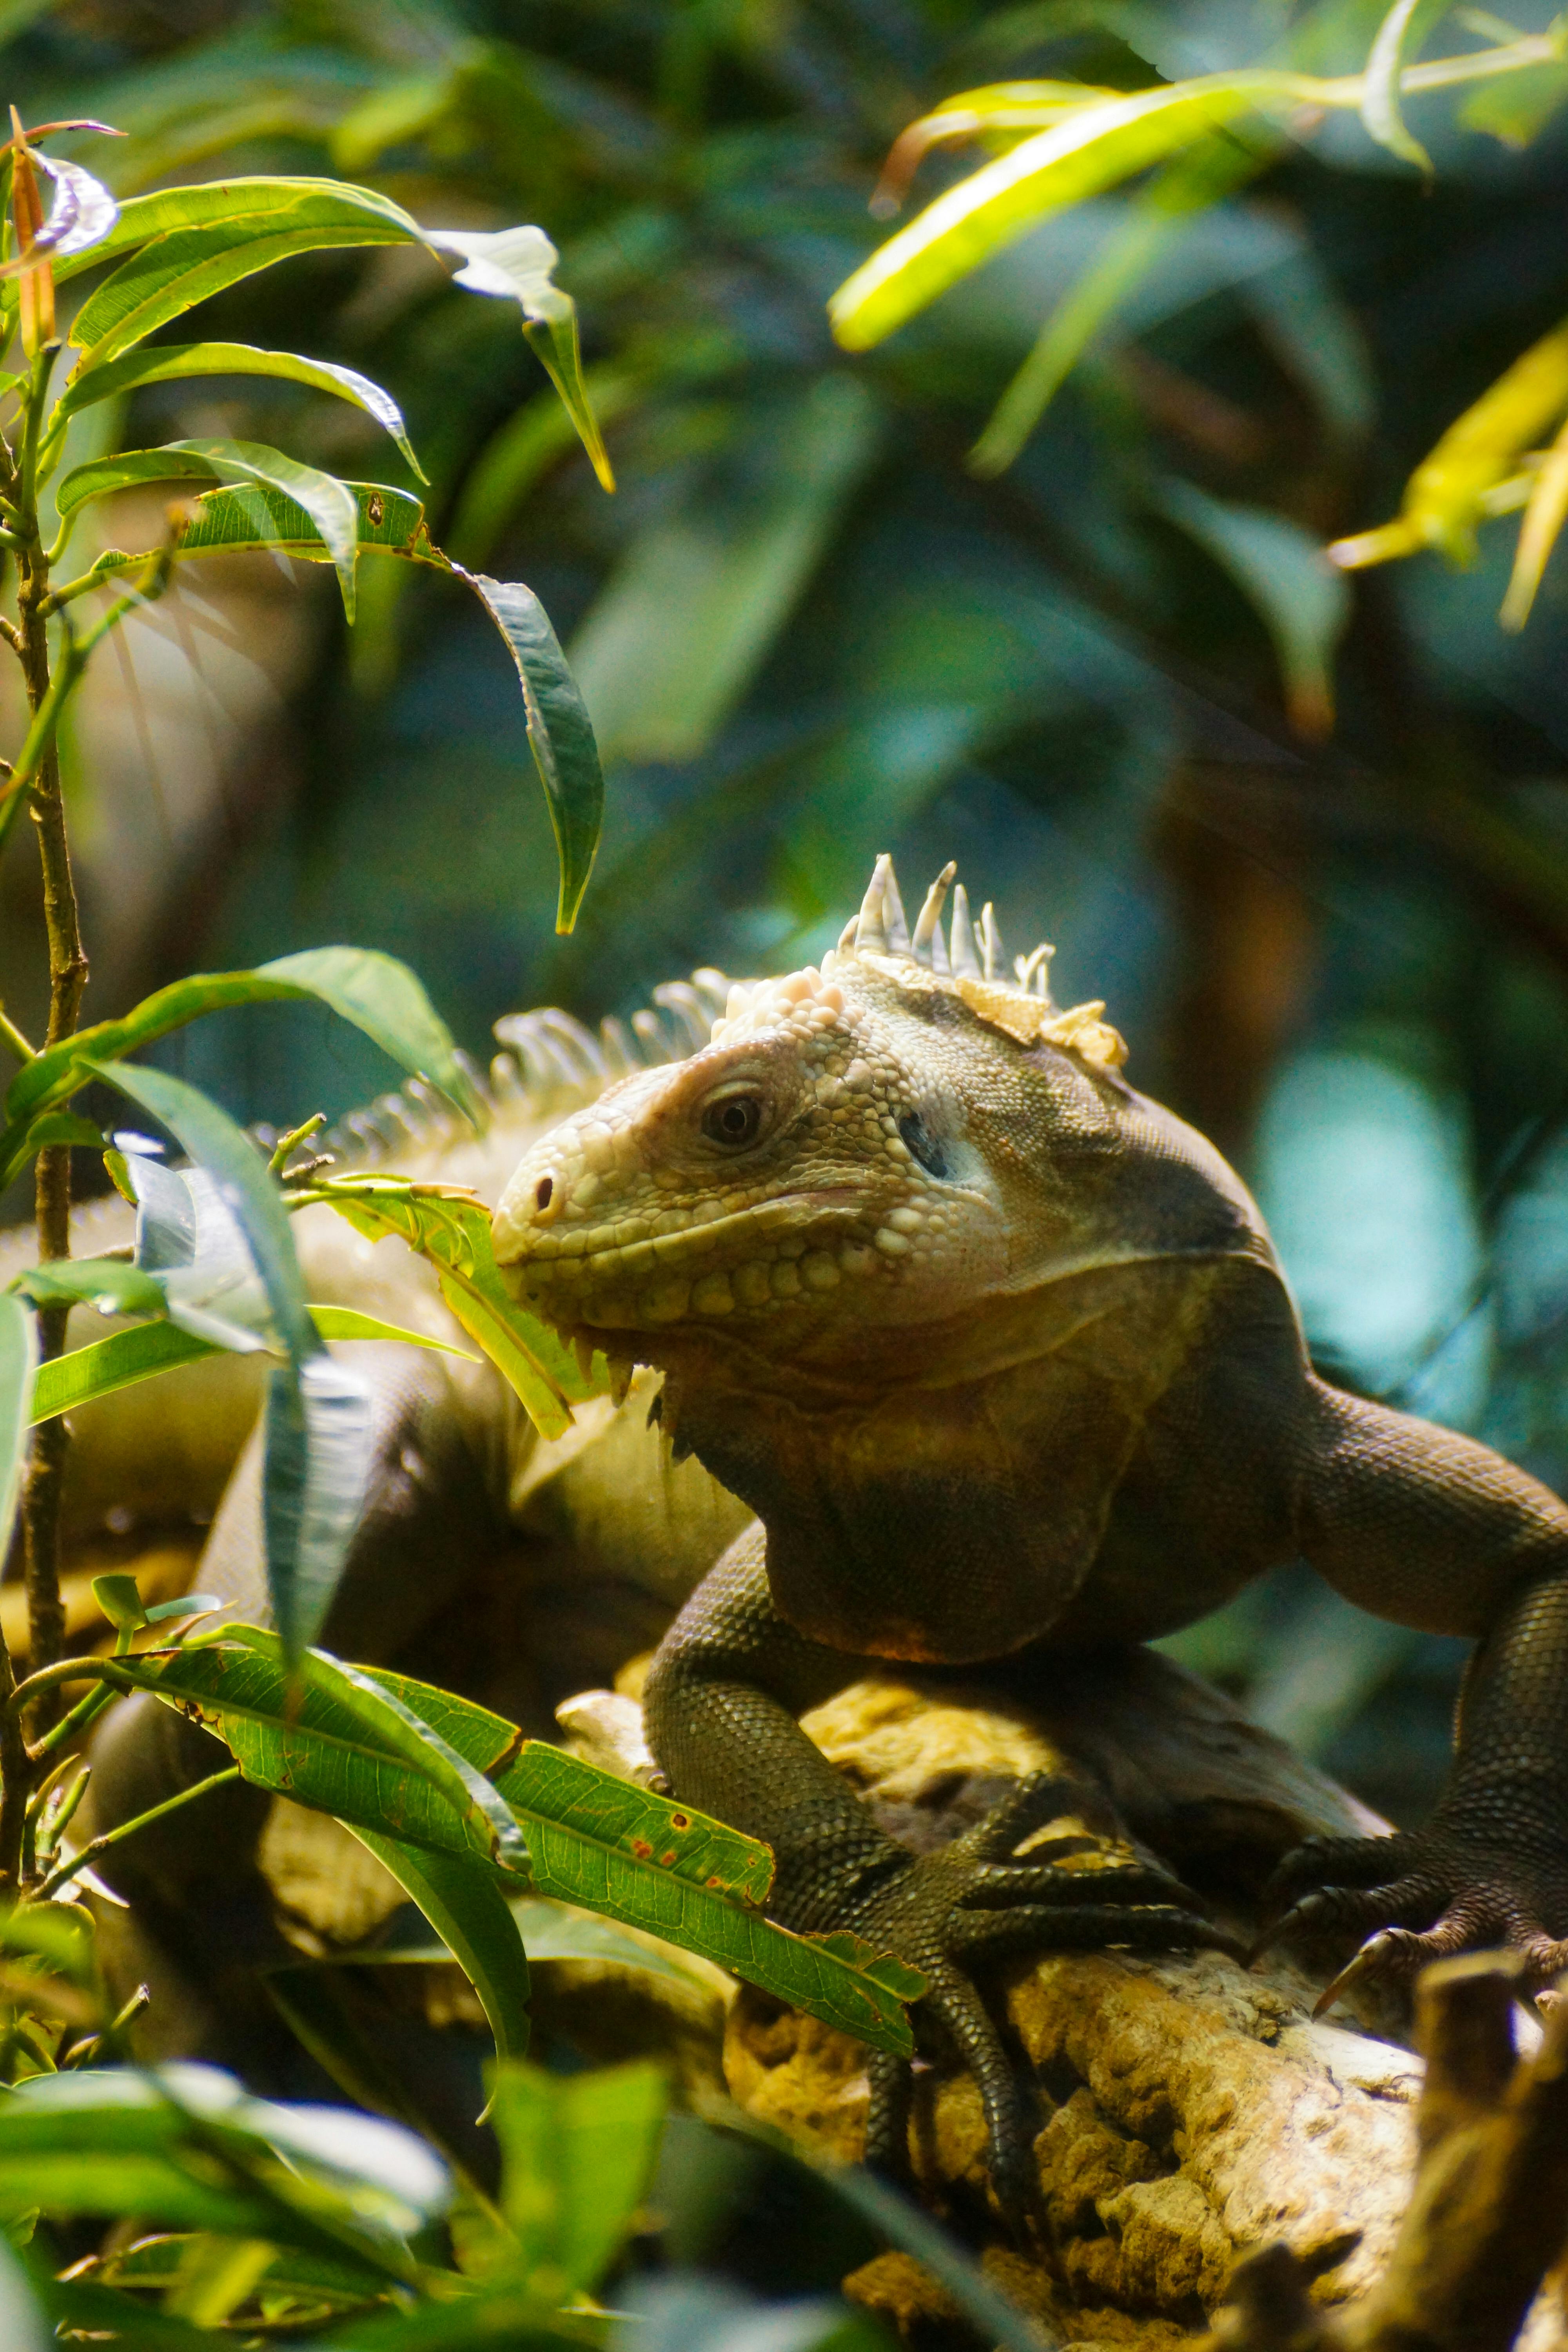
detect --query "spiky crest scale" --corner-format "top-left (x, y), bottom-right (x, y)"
top-left (712, 856), bottom-right (1128, 1072)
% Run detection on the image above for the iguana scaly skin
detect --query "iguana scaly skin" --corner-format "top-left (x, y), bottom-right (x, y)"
top-left (493, 854), bottom-right (1568, 2210)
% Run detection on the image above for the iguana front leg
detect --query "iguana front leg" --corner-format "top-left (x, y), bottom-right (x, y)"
top-left (643, 1523), bottom-right (1229, 2212)
top-left (1265, 1378), bottom-right (1568, 1987)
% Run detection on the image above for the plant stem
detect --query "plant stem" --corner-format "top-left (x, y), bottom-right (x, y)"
top-left (34, 1765), bottom-right (241, 1901)
top-left (0, 1004), bottom-right (34, 1061)
top-left (14, 359), bottom-right (80, 1726)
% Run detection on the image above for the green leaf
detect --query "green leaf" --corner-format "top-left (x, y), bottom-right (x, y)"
top-left (55, 344), bottom-right (426, 483)
top-left (36, 175), bottom-right (425, 305)
top-left (426, 225), bottom-right (614, 492)
top-left (0, 1294), bottom-right (35, 1565)
top-left (122, 1630), bottom-right (527, 1870)
top-left (0, 2238), bottom-right (47, 2352)
top-left (1151, 479), bottom-right (1351, 739)
top-left (1359, 0), bottom-right (1446, 174)
top-left (1461, 57), bottom-right (1568, 145)
top-left (0, 2063), bottom-right (445, 2275)
top-left (28, 1307), bottom-right (476, 1428)
top-left (64, 196), bottom-right (424, 362)
top-left (79, 1063), bottom-right (370, 1658)
top-left (1, 946), bottom-right (477, 1186)
top-left (488, 2060), bottom-right (667, 2298)
top-left (563, 377), bottom-right (877, 774)
top-left (457, 572), bottom-right (604, 932)
top-left (304, 1175), bottom-right (590, 1439)
top-left (341, 1834), bottom-right (533, 2078)
top-left (829, 74), bottom-right (1289, 350)
top-left (91, 439), bottom-right (365, 618)
top-left (85, 1062), bottom-right (316, 1372)
top-left (261, 1358), bottom-right (374, 1658)
top-left (7, 1256), bottom-right (166, 1318)
top-left (15, 1113), bottom-right (102, 1152)
top-left (46, 478), bottom-right (604, 931)
top-left (359, 1671), bottom-right (922, 2054)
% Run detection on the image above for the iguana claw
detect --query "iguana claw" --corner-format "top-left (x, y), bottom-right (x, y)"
top-left (1258, 1825), bottom-right (1568, 2001)
top-left (841, 1773), bottom-right (1238, 2218)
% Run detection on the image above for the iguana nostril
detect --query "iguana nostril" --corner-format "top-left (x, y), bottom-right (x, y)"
top-left (535, 1176), bottom-right (554, 1212)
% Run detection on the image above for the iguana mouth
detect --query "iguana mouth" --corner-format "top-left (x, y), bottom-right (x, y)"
top-left (505, 1185), bottom-right (873, 1329)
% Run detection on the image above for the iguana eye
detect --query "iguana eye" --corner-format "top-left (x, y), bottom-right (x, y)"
top-left (701, 1093), bottom-right (764, 1148)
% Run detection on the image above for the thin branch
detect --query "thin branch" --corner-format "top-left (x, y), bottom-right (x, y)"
top-left (0, 1003), bottom-right (34, 1062)
top-left (34, 1765), bottom-right (241, 1901)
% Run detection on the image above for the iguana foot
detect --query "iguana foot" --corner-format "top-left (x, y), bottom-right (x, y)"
top-left (1257, 1824), bottom-right (1568, 2010)
top-left (837, 1774), bottom-right (1238, 2217)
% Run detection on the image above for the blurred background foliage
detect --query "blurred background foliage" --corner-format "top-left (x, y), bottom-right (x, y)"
top-left (4, 0), bottom-right (1568, 1829)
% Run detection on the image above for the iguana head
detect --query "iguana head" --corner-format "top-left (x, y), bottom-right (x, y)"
top-left (493, 855), bottom-right (1260, 1396)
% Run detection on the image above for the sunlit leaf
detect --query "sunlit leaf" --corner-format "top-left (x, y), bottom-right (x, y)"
top-left (1329, 317), bottom-right (1568, 570)
top-left (55, 343), bottom-right (426, 482)
top-left (1154, 479), bottom-right (1350, 737)
top-left (1461, 56), bottom-right (1568, 145)
top-left (426, 224), bottom-right (614, 490)
top-left (62, 182), bottom-right (427, 359)
top-left (0, 1294), bottom-right (35, 1565)
top-left (829, 74), bottom-right (1290, 351)
top-left (75, 438), bottom-right (363, 617)
top-left (301, 1174), bottom-right (590, 1439)
top-left (869, 80), bottom-right (1122, 216)
top-left (1501, 407), bottom-right (1568, 628)
top-left (27, 1308), bottom-right (475, 1428)
top-left (968, 129), bottom-right (1270, 477)
top-left (8, 1256), bottom-right (165, 1319)
top-left (1, 946), bottom-right (477, 1187)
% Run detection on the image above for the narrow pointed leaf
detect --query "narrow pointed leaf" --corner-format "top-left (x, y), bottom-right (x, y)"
top-left (261, 1358), bottom-right (374, 1659)
top-left (361, 1668), bottom-right (924, 2054)
top-left (1329, 317), bottom-right (1568, 570)
top-left (56, 344), bottom-right (425, 481)
top-left (1359, 0), bottom-right (1445, 172)
top-left (66, 213), bottom-right (417, 362)
top-left (91, 439), bottom-right (363, 617)
top-left (454, 572), bottom-right (603, 932)
top-left (338, 1834), bottom-right (532, 2075)
top-left (0, 1294), bottom-right (35, 1563)
top-left (2, 947), bottom-right (476, 1182)
top-left (301, 1176), bottom-right (592, 1439)
top-left (830, 73), bottom-right (1298, 350)
top-left (8, 1256), bottom-right (165, 1317)
top-left (426, 226), bottom-right (613, 490)
top-left (29, 1309), bottom-right (475, 1428)
top-left (1501, 408), bottom-right (1568, 627)
top-left (27, 175), bottom-right (425, 305)
top-left (83, 1061), bottom-right (315, 1371)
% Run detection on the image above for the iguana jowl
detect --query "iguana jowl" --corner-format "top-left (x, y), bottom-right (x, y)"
top-left (494, 853), bottom-right (1568, 2207)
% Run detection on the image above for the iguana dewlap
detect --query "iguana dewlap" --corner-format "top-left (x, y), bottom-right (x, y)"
top-left (494, 853), bottom-right (1568, 2209)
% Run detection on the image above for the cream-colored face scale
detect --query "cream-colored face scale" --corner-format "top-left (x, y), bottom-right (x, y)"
top-left (492, 854), bottom-right (1129, 1353)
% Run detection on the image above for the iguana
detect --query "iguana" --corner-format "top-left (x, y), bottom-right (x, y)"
top-left (488, 853), bottom-right (1568, 2212)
